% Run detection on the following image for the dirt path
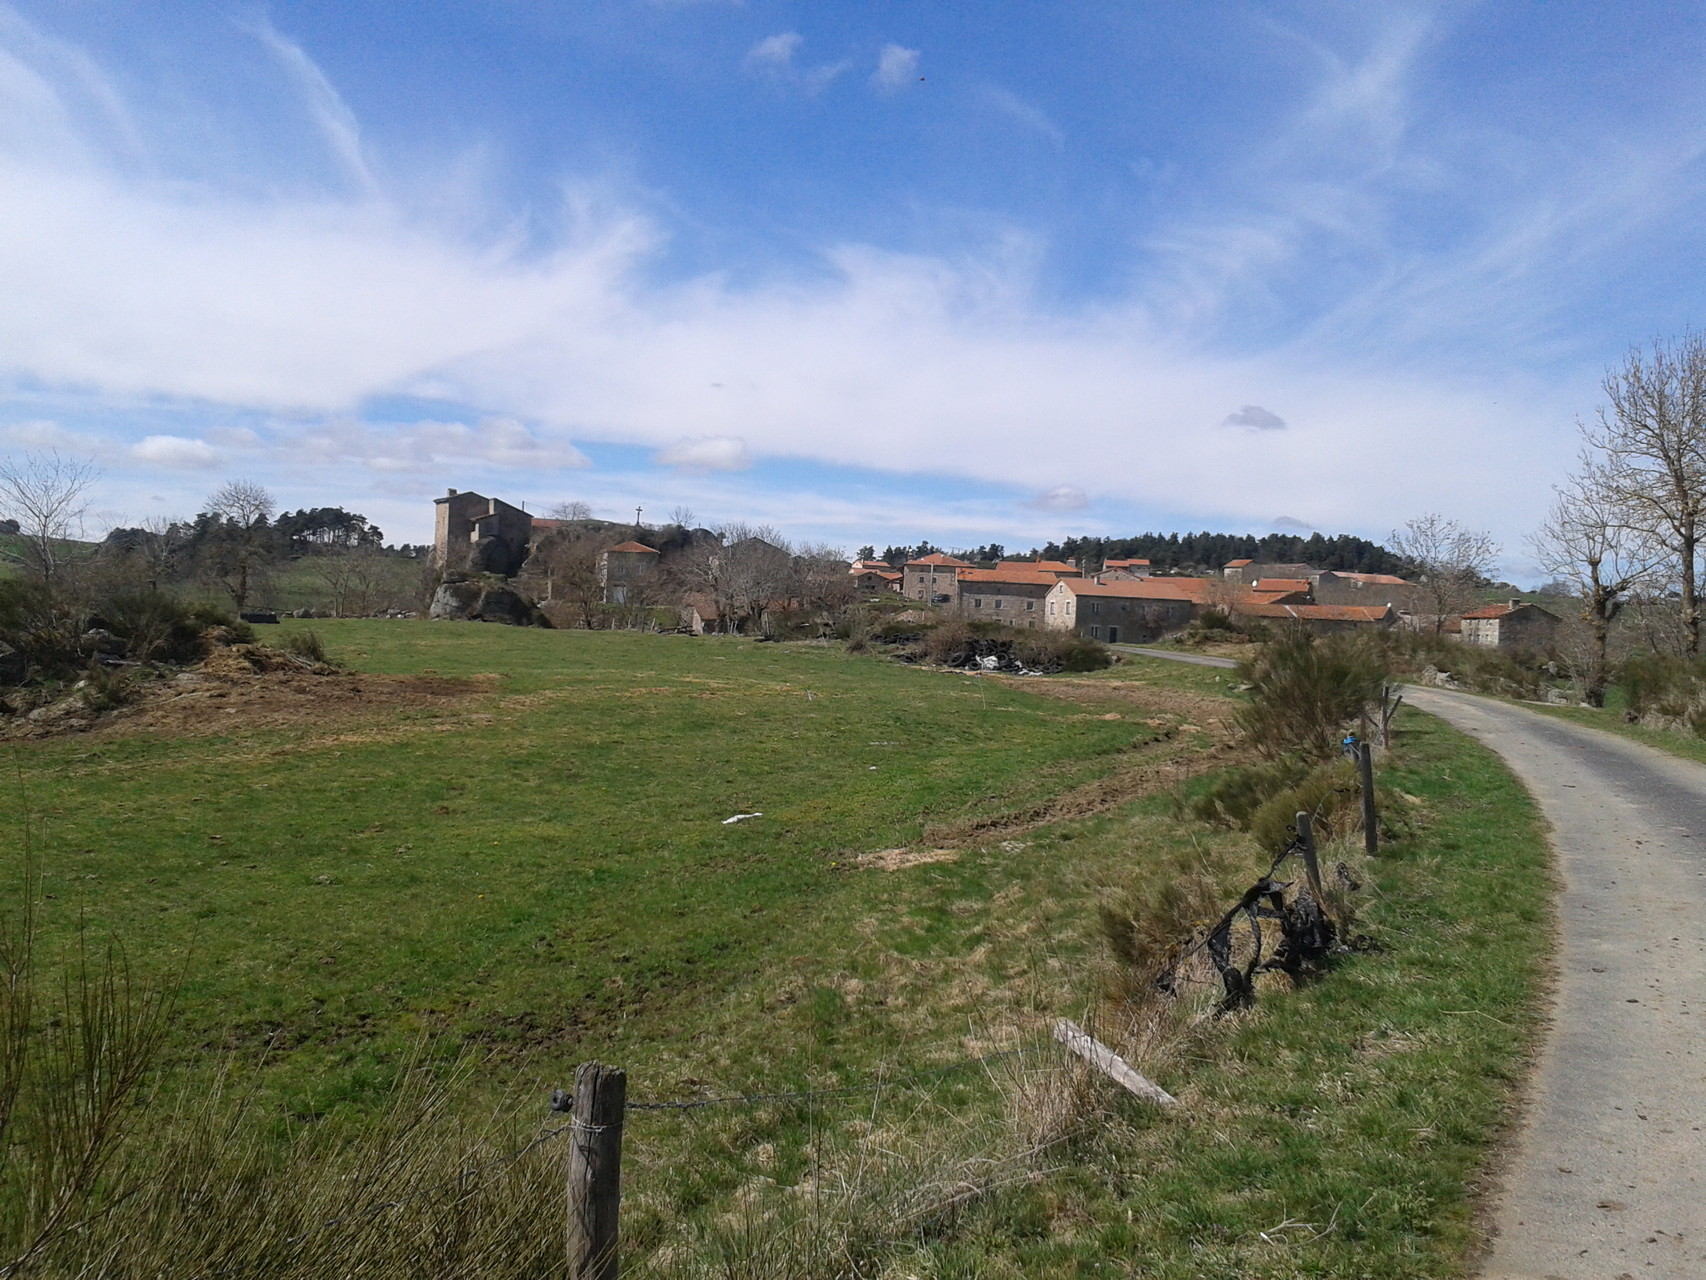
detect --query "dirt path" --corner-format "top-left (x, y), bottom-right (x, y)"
top-left (1401, 688), bottom-right (1705, 1279)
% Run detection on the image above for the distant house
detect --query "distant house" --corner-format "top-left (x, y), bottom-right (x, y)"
top-left (1222, 560), bottom-right (1316, 586)
top-left (680, 593), bottom-right (720, 635)
top-left (598, 541), bottom-right (661, 604)
top-left (1100, 558), bottom-right (1151, 578)
top-left (432, 489), bottom-right (535, 576)
top-left (1043, 577), bottom-right (1213, 643)
top-left (852, 567), bottom-right (902, 593)
top-left (1312, 571), bottom-right (1419, 611)
top-left (1459, 600), bottom-right (1560, 651)
top-left (902, 553), bottom-right (971, 603)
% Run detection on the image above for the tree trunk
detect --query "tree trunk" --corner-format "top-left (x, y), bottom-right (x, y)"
top-left (1682, 527), bottom-right (1700, 657)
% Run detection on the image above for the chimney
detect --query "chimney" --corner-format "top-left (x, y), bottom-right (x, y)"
top-left (447, 488), bottom-right (457, 496)
top-left (1510, 597), bottom-right (1523, 608)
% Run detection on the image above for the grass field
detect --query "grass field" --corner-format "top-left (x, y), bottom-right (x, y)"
top-left (4, 622), bottom-right (1227, 1109)
top-left (2, 626), bottom-right (1553, 1277)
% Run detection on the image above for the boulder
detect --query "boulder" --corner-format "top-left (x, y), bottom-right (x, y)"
top-left (428, 580), bottom-right (547, 626)
top-left (78, 628), bottom-right (127, 656)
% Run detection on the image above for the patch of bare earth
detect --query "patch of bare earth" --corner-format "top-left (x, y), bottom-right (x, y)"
top-left (0, 644), bottom-right (481, 742)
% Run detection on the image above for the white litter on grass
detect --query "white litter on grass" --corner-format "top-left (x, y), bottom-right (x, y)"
top-left (722, 812), bottom-right (763, 824)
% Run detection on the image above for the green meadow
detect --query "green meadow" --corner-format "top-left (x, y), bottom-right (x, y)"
top-left (2, 625), bottom-right (1552, 1277)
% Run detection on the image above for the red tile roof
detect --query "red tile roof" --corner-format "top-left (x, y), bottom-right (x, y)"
top-left (1055, 576), bottom-right (1219, 603)
top-left (905, 553), bottom-right (971, 568)
top-left (1332, 572), bottom-right (1412, 586)
top-left (606, 540), bottom-right (659, 554)
top-left (1225, 558), bottom-right (1253, 567)
top-left (1460, 603), bottom-right (1518, 619)
top-left (1237, 603), bottom-right (1395, 623)
top-left (958, 568), bottom-right (1063, 587)
top-left (1253, 578), bottom-right (1312, 593)
top-left (1103, 558), bottom-right (1150, 568)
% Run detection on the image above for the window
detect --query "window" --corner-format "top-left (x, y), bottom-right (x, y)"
top-left (994, 599), bottom-right (1003, 609)
top-left (1091, 602), bottom-right (1101, 615)
top-left (973, 597), bottom-right (982, 608)
top-left (1089, 625), bottom-right (1101, 638)
top-left (1026, 600), bottom-right (1035, 610)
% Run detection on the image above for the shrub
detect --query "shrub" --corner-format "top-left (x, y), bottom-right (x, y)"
top-left (1187, 757), bottom-right (1314, 829)
top-left (280, 628), bottom-right (330, 664)
top-left (1235, 630), bottom-right (1386, 759)
top-left (1012, 630), bottom-right (1112, 673)
top-left (100, 591), bottom-right (240, 664)
top-left (76, 661), bottom-right (140, 712)
top-left (1620, 652), bottom-right (1706, 732)
top-left (1375, 629), bottom-right (1545, 699)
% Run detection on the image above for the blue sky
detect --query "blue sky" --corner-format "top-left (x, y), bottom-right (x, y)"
top-left (5, 2), bottom-right (1706, 572)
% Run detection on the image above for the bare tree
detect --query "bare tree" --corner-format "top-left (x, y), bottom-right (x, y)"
top-left (1532, 460), bottom-right (1661, 705)
top-left (1389, 513), bottom-right (1499, 632)
top-left (548, 500), bottom-right (592, 521)
top-left (0, 452), bottom-right (100, 590)
top-left (672, 523), bottom-right (793, 633)
top-left (202, 480), bottom-right (277, 612)
top-left (669, 505), bottom-right (696, 530)
top-left (1586, 333), bottom-right (1706, 655)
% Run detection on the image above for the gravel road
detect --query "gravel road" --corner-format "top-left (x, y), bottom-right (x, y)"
top-left (1400, 688), bottom-right (1705, 1279)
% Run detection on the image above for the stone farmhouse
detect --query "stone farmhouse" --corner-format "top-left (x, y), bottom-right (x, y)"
top-left (1460, 600), bottom-right (1561, 651)
top-left (902, 553), bottom-right (972, 603)
top-left (598, 541), bottom-right (661, 604)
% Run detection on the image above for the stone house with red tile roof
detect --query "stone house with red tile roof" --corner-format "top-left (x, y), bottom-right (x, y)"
top-left (1459, 600), bottom-right (1560, 651)
top-left (598, 540), bottom-right (661, 604)
top-left (903, 553), bottom-right (971, 603)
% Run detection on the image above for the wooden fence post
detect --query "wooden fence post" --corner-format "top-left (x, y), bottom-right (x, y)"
top-left (566, 1061), bottom-right (626, 1280)
top-left (1295, 811), bottom-right (1325, 903)
top-left (1358, 741), bottom-right (1379, 855)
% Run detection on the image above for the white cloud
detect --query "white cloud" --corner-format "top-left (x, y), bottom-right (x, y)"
top-left (1029, 485), bottom-right (1088, 512)
top-left (743, 31), bottom-right (848, 95)
top-left (130, 434), bottom-right (220, 468)
top-left (745, 31), bottom-right (802, 70)
top-left (654, 435), bottom-right (751, 473)
top-left (872, 44), bottom-right (920, 93)
top-left (0, 6), bottom-right (1679, 564)
top-left (1222, 404), bottom-right (1287, 430)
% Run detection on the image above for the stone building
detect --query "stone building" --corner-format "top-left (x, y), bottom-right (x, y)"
top-left (598, 541), bottom-right (661, 604)
top-left (432, 489), bottom-right (535, 577)
top-left (902, 553), bottom-right (971, 603)
top-left (955, 568), bottom-right (1059, 628)
top-left (1459, 600), bottom-right (1560, 651)
top-left (1043, 577), bottom-right (1206, 643)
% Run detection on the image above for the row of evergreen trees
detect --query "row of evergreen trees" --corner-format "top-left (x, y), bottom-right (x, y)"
top-left (874, 531), bottom-right (1405, 575)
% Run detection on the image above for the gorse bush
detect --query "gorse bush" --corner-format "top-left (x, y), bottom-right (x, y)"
top-left (1374, 629), bottom-right (1544, 699)
top-left (280, 627), bottom-right (330, 664)
top-left (1235, 630), bottom-right (1386, 759)
top-left (1620, 652), bottom-right (1706, 732)
top-left (0, 582), bottom-right (244, 684)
